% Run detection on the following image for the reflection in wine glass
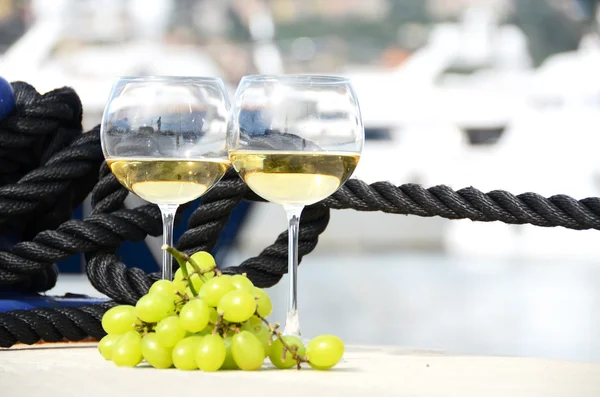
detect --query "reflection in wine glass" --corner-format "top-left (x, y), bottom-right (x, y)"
top-left (228, 75), bottom-right (364, 336)
top-left (101, 76), bottom-right (231, 280)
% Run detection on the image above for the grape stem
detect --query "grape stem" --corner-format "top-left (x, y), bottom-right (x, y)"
top-left (254, 311), bottom-right (308, 370)
top-left (174, 291), bottom-right (188, 302)
top-left (174, 293), bottom-right (189, 313)
top-left (161, 245), bottom-right (216, 276)
top-left (186, 254), bottom-right (211, 282)
top-left (134, 320), bottom-right (156, 335)
top-left (161, 245), bottom-right (198, 297)
top-left (212, 313), bottom-right (239, 338)
top-left (162, 244), bottom-right (216, 287)
top-left (178, 264), bottom-right (198, 298)
top-left (211, 319), bottom-right (242, 340)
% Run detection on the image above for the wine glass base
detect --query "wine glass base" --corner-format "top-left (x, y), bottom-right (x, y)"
top-left (283, 309), bottom-right (301, 337)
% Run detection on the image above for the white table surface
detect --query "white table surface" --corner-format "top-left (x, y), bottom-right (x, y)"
top-left (1, 343), bottom-right (599, 397)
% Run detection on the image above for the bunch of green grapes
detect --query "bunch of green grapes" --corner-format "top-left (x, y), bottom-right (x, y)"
top-left (97, 247), bottom-right (344, 372)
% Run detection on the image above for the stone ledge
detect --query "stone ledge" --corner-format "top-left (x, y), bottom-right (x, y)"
top-left (1, 344), bottom-right (599, 397)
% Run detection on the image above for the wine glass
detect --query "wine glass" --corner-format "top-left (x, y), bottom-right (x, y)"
top-left (100, 76), bottom-right (231, 280)
top-left (228, 75), bottom-right (364, 336)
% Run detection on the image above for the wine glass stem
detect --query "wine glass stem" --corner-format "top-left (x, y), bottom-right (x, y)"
top-left (283, 204), bottom-right (304, 337)
top-left (158, 204), bottom-right (178, 280)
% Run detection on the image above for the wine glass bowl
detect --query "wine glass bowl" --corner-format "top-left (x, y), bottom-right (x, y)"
top-left (100, 76), bottom-right (231, 280)
top-left (229, 75), bottom-right (363, 207)
top-left (228, 75), bottom-right (364, 336)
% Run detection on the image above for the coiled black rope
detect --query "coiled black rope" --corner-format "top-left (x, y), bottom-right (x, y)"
top-left (0, 82), bottom-right (99, 292)
top-left (1, 81), bottom-right (600, 348)
top-left (0, 302), bottom-right (114, 347)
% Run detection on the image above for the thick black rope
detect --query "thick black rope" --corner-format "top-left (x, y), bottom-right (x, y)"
top-left (4, 175), bottom-right (600, 347)
top-left (0, 82), bottom-right (83, 182)
top-left (0, 301), bottom-right (115, 347)
top-left (0, 130), bottom-right (104, 291)
top-left (3, 81), bottom-right (600, 348)
top-left (325, 180), bottom-right (600, 230)
top-left (8, 175), bottom-right (600, 299)
top-left (0, 82), bottom-right (99, 293)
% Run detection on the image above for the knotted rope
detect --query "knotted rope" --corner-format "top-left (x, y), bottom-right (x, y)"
top-left (1, 82), bottom-right (599, 348)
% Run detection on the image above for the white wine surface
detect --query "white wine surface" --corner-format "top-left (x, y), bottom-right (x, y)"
top-left (229, 151), bottom-right (359, 206)
top-left (107, 158), bottom-right (229, 205)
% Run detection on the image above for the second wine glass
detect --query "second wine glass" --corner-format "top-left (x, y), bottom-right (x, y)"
top-left (100, 76), bottom-right (231, 280)
top-left (228, 75), bottom-right (364, 336)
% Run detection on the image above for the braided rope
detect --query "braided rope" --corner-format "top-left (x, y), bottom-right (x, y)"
top-left (0, 302), bottom-right (114, 347)
top-left (2, 81), bottom-right (600, 348)
top-left (323, 181), bottom-right (600, 230)
top-left (0, 82), bottom-right (98, 292)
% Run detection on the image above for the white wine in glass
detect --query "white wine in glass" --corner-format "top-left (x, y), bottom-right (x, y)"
top-left (228, 75), bottom-right (364, 336)
top-left (100, 76), bottom-right (231, 280)
top-left (106, 158), bottom-right (229, 205)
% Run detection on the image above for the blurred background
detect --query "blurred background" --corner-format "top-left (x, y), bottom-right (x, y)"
top-left (2, 0), bottom-right (600, 362)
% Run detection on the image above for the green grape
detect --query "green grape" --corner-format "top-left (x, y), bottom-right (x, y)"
top-left (101, 305), bottom-right (137, 335)
top-left (190, 251), bottom-right (216, 278)
top-left (247, 315), bottom-right (263, 326)
top-left (208, 307), bottom-right (219, 324)
top-left (148, 280), bottom-right (178, 297)
top-left (173, 264), bottom-right (191, 283)
top-left (174, 266), bottom-right (185, 282)
top-left (252, 287), bottom-right (273, 318)
top-left (172, 336), bottom-right (203, 370)
top-left (197, 276), bottom-right (235, 307)
top-left (179, 299), bottom-right (210, 333)
top-left (306, 335), bottom-right (344, 370)
top-left (135, 293), bottom-right (175, 323)
top-left (231, 331), bottom-right (265, 371)
top-left (230, 274), bottom-right (254, 292)
top-left (195, 334), bottom-right (226, 372)
top-left (241, 322), bottom-right (272, 356)
top-left (268, 335), bottom-right (305, 369)
top-left (217, 289), bottom-right (256, 323)
top-left (141, 333), bottom-right (173, 369)
top-left (155, 316), bottom-right (186, 348)
top-left (173, 280), bottom-right (186, 294)
top-left (111, 330), bottom-right (143, 367)
top-left (98, 334), bottom-right (121, 360)
top-left (198, 324), bottom-right (215, 336)
top-left (221, 336), bottom-right (238, 370)
top-left (188, 274), bottom-right (205, 293)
